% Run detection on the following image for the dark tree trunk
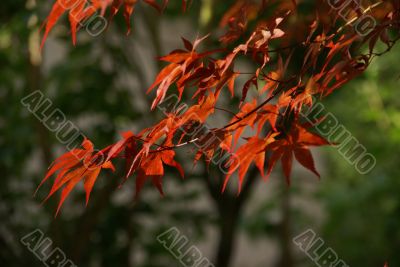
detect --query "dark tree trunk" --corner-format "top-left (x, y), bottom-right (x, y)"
top-left (277, 187), bottom-right (293, 267)
top-left (215, 201), bottom-right (240, 267)
top-left (206, 167), bottom-right (259, 267)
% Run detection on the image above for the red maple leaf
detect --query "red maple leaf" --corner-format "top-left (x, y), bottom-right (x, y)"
top-left (38, 139), bottom-right (115, 216)
top-left (266, 121), bottom-right (330, 185)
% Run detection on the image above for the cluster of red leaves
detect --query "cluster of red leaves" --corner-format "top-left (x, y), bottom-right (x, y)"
top-left (41, 0), bottom-right (190, 48)
top-left (38, 0), bottom-right (400, 214)
top-left (35, 139), bottom-right (115, 215)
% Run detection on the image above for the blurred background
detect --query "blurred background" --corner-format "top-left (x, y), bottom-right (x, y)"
top-left (1, 1), bottom-right (400, 266)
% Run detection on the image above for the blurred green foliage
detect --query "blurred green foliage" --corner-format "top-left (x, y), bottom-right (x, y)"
top-left (319, 43), bottom-right (400, 267)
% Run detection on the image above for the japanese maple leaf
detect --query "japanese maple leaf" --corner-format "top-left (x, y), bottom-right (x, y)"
top-left (226, 99), bottom-right (258, 147)
top-left (266, 121), bottom-right (330, 185)
top-left (180, 93), bottom-right (216, 124)
top-left (255, 104), bottom-right (279, 133)
top-left (223, 134), bottom-right (276, 193)
top-left (193, 129), bottom-right (230, 167)
top-left (37, 139), bottom-right (115, 216)
top-left (219, 0), bottom-right (259, 44)
top-left (134, 149), bottom-right (184, 197)
top-left (41, 0), bottom-right (187, 48)
top-left (147, 36), bottom-right (211, 109)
